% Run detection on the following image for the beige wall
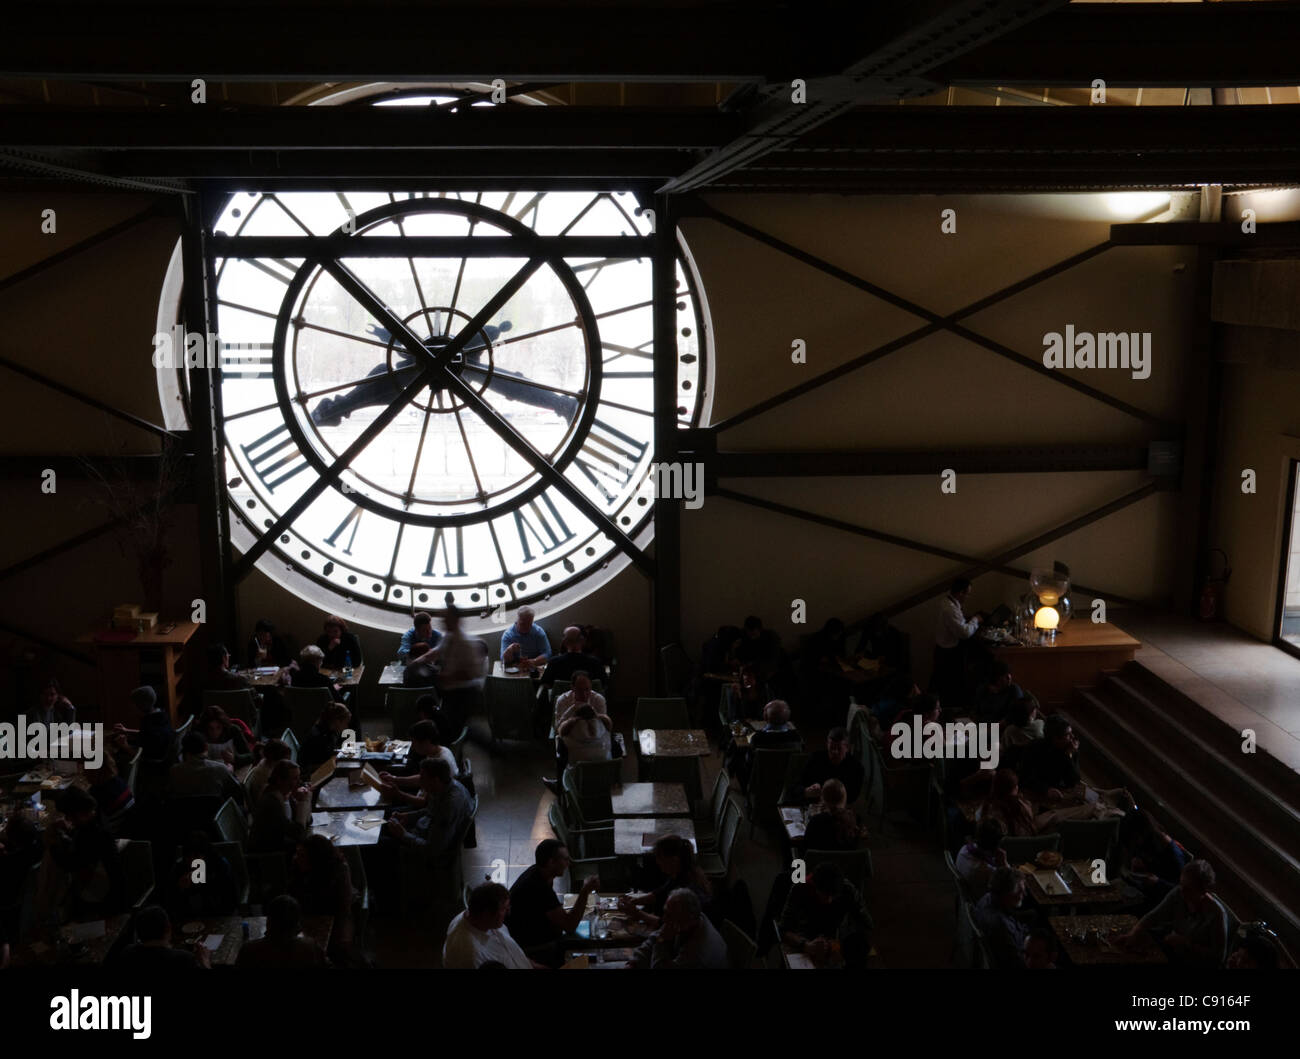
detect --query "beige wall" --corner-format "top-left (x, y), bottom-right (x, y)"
top-left (0, 187), bottom-right (1211, 711)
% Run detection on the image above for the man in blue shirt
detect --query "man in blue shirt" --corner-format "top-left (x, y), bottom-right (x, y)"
top-left (500, 606), bottom-right (551, 671)
top-left (398, 611), bottom-right (442, 663)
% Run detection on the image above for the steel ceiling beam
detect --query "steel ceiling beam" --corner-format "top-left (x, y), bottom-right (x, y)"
top-left (928, 1), bottom-right (1300, 87)
top-left (0, 3), bottom-right (857, 82)
top-left (658, 0), bottom-right (1069, 193)
top-left (210, 235), bottom-right (654, 258)
top-left (1111, 221), bottom-right (1300, 248)
top-left (703, 445), bottom-right (1157, 478)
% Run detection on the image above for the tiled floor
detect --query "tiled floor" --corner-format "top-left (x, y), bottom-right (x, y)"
top-left (362, 712), bottom-right (958, 968)
top-left (1117, 608), bottom-right (1300, 773)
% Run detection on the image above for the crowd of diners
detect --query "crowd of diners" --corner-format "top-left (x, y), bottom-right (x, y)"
top-left (0, 592), bottom-right (1287, 970)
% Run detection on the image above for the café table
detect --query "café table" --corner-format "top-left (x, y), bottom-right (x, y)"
top-left (175, 914), bottom-right (334, 965)
top-left (563, 947), bottom-right (637, 968)
top-left (781, 944), bottom-right (817, 969)
top-left (560, 893), bottom-right (655, 947)
top-left (613, 817), bottom-right (697, 857)
top-left (379, 662), bottom-right (407, 686)
top-left (244, 665), bottom-right (362, 688)
top-left (1048, 913), bottom-right (1167, 966)
top-left (493, 660), bottom-right (543, 679)
top-left (334, 739), bottom-right (411, 771)
top-left (245, 666), bottom-right (285, 687)
top-left (779, 805), bottom-right (807, 843)
top-left (309, 809), bottom-right (385, 846)
top-left (609, 782), bottom-right (690, 818)
top-left (635, 729), bottom-right (710, 758)
top-left (10, 914), bottom-right (131, 967)
top-left (1020, 860), bottom-right (1129, 909)
top-left (315, 775), bottom-right (389, 811)
top-left (321, 665), bottom-right (364, 688)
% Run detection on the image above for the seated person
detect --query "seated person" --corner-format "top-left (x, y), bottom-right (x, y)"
top-left (165, 831), bottom-right (237, 922)
top-left (1118, 808), bottom-right (1192, 910)
top-left (1227, 923), bottom-right (1282, 969)
top-left (749, 699), bottom-right (800, 750)
top-left (299, 701), bottom-right (353, 776)
top-left (858, 612), bottom-right (908, 673)
top-left (972, 661), bottom-right (1036, 724)
top-left (542, 671), bottom-right (611, 793)
top-left (619, 835), bottom-right (712, 931)
top-left (500, 606), bottom-right (551, 671)
top-left (998, 696), bottom-right (1044, 764)
top-left (444, 882), bottom-right (539, 969)
top-left (723, 664), bottom-right (772, 724)
top-left (1119, 859), bottom-right (1230, 968)
top-left (287, 645), bottom-right (346, 703)
top-left (248, 760), bottom-right (311, 854)
top-left (85, 753), bottom-right (135, 835)
top-left (116, 905), bottom-right (209, 969)
top-left (197, 705), bottom-right (253, 769)
top-left (110, 686), bottom-right (175, 797)
top-left (626, 888), bottom-right (728, 970)
top-left (411, 691), bottom-right (459, 747)
top-left (397, 611), bottom-right (441, 665)
top-left (168, 731), bottom-right (242, 803)
top-left (378, 720), bottom-right (459, 808)
top-left (560, 704), bottom-right (612, 765)
top-left (35, 677), bottom-right (76, 725)
top-left (779, 861), bottom-right (872, 969)
top-left (954, 817), bottom-right (1007, 895)
top-left (245, 738), bottom-right (293, 804)
top-left (290, 834), bottom-right (358, 965)
top-left (202, 642), bottom-right (255, 693)
top-left (975, 768), bottom-right (1037, 837)
top-left (1024, 927), bottom-right (1059, 970)
top-left (802, 779), bottom-right (867, 851)
top-left (247, 617), bottom-right (292, 669)
top-left (505, 839), bottom-right (598, 966)
top-left (553, 671), bottom-right (609, 732)
top-left (381, 758), bottom-right (473, 863)
top-left (891, 691), bottom-right (941, 732)
top-left (316, 614), bottom-right (363, 670)
top-left (235, 894), bottom-right (326, 968)
top-left (793, 727), bottom-right (864, 805)
top-left (1020, 716), bottom-right (1131, 824)
top-left (734, 615), bottom-right (785, 684)
top-left (44, 787), bottom-right (125, 923)
top-left (973, 866), bottom-right (1034, 969)
top-left (540, 626), bottom-right (608, 689)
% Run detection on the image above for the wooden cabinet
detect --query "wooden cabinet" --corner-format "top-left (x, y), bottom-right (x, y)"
top-left (76, 622), bottom-right (201, 727)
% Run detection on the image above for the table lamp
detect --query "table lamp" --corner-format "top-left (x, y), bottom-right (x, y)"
top-left (1029, 564), bottom-right (1072, 643)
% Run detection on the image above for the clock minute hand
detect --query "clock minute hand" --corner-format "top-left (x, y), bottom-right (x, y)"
top-left (461, 361), bottom-right (580, 421)
top-left (310, 358), bottom-right (422, 427)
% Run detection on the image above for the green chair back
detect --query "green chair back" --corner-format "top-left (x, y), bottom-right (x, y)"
top-left (120, 840), bottom-right (155, 910)
top-left (955, 893), bottom-right (984, 969)
top-left (1000, 833), bottom-right (1061, 865)
top-left (213, 797), bottom-right (249, 846)
top-left (214, 841), bottom-right (250, 909)
top-left (567, 758), bottom-right (623, 797)
top-left (125, 747), bottom-right (142, 793)
top-left (486, 676), bottom-right (536, 742)
top-left (715, 799), bottom-right (742, 875)
top-left (633, 697), bottom-right (690, 730)
top-left (202, 688), bottom-right (258, 728)
top-left (280, 727), bottom-right (300, 763)
top-left (721, 918), bottom-right (757, 969)
top-left (748, 748), bottom-right (795, 835)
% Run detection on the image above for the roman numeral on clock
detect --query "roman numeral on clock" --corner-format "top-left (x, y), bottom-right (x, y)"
top-left (512, 494), bottom-right (575, 562)
top-left (571, 417), bottom-right (649, 502)
top-left (325, 505), bottom-right (363, 555)
top-left (239, 423), bottom-right (310, 493)
top-left (219, 343), bottom-right (275, 379)
top-left (424, 525), bottom-right (467, 578)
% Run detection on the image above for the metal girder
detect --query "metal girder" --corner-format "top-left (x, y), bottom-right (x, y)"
top-left (928, 1), bottom-right (1300, 87)
top-left (702, 445), bottom-right (1156, 478)
top-left (691, 204), bottom-right (1170, 432)
top-left (0, 202), bottom-right (170, 295)
top-left (0, 3), bottom-right (854, 82)
top-left (0, 147), bottom-right (191, 194)
top-left (658, 0), bottom-right (1068, 193)
top-left (0, 619), bottom-right (94, 667)
top-left (711, 485), bottom-right (1147, 609)
top-left (0, 453), bottom-right (178, 481)
top-left (0, 106), bottom-right (742, 151)
top-left (210, 235), bottom-right (654, 259)
top-left (90, 149), bottom-right (693, 182)
top-left (653, 195), bottom-right (681, 675)
top-left (0, 354), bottom-right (182, 441)
top-left (707, 105), bottom-right (1300, 192)
top-left (1112, 221), bottom-right (1300, 249)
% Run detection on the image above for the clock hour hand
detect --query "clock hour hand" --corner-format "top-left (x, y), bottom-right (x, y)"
top-left (460, 361), bottom-right (580, 421)
top-left (309, 320), bottom-right (510, 426)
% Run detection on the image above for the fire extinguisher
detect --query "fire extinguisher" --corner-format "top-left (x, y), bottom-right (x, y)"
top-left (1198, 549), bottom-right (1232, 621)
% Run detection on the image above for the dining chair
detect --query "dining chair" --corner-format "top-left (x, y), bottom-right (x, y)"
top-left (803, 847), bottom-right (872, 897)
top-left (201, 688), bottom-right (258, 730)
top-left (721, 918), bottom-right (758, 969)
top-left (342, 844), bottom-right (370, 947)
top-left (781, 751), bottom-right (811, 806)
top-left (486, 676), bottom-right (536, 744)
top-left (119, 840), bottom-right (156, 910)
top-left (213, 797), bottom-right (249, 846)
top-left (562, 769), bottom-right (612, 827)
top-left (125, 747), bottom-right (142, 794)
top-left (747, 748), bottom-right (795, 837)
top-left (280, 727), bottom-right (300, 764)
top-left (954, 895), bottom-right (986, 969)
top-left (944, 850), bottom-right (973, 908)
top-left (450, 725), bottom-right (470, 770)
top-left (566, 758), bottom-right (623, 797)
top-left (213, 840), bottom-right (251, 910)
top-left (695, 769), bottom-right (732, 851)
top-left (1000, 833), bottom-right (1061, 865)
top-left (633, 697), bottom-right (691, 731)
top-left (546, 802), bottom-right (622, 888)
top-left (281, 686), bottom-right (332, 742)
top-left (699, 799), bottom-right (741, 882)
top-left (658, 643), bottom-right (694, 699)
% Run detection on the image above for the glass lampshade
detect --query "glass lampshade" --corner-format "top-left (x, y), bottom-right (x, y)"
top-left (1034, 606), bottom-right (1060, 630)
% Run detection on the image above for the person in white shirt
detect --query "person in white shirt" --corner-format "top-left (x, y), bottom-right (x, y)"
top-left (544, 671), bottom-right (612, 792)
top-left (443, 882), bottom-right (539, 969)
top-left (560, 704), bottom-right (612, 764)
top-left (932, 577), bottom-right (982, 709)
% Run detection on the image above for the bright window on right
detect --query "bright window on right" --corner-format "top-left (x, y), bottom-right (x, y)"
top-left (1276, 459), bottom-right (1300, 656)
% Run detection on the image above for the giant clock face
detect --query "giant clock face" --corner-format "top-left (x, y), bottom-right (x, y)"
top-left (196, 190), bottom-right (710, 625)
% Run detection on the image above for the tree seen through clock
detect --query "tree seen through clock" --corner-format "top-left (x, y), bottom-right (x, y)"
top-left (210, 191), bottom-right (708, 617)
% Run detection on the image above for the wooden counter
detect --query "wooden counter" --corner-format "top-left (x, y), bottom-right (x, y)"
top-left (991, 621), bottom-right (1140, 706)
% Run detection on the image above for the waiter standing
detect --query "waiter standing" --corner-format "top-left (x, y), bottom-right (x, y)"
top-left (932, 578), bottom-right (981, 709)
